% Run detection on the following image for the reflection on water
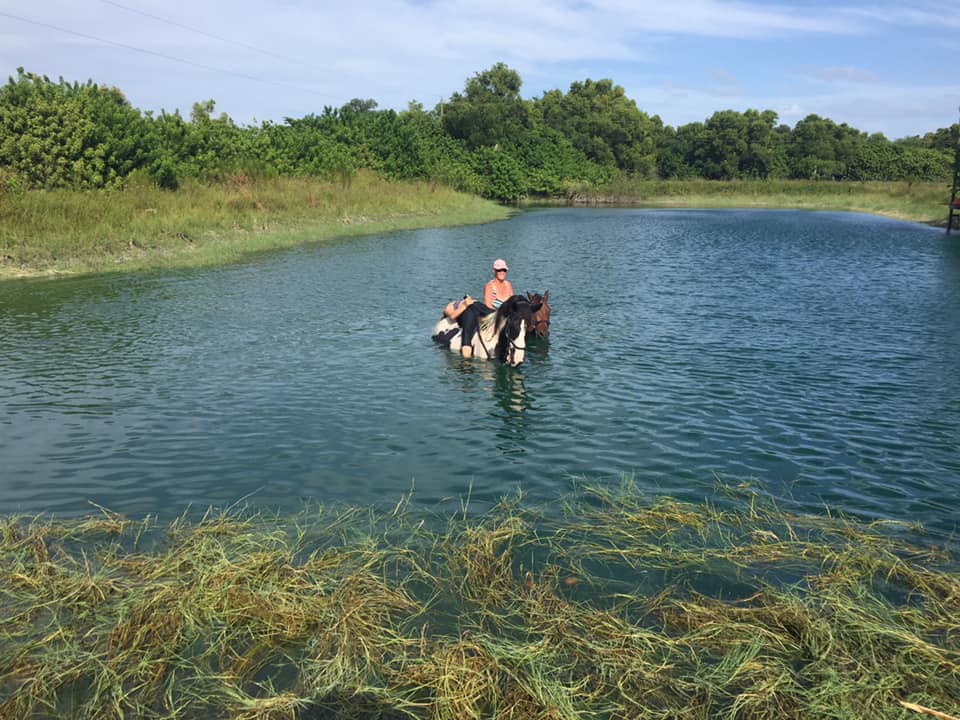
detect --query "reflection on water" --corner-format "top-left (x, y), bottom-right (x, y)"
top-left (1, 210), bottom-right (958, 544)
top-left (492, 366), bottom-right (531, 457)
top-left (493, 366), bottom-right (531, 415)
top-left (440, 353), bottom-right (534, 455)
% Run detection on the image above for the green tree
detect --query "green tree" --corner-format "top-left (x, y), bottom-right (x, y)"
top-left (740, 109), bottom-right (787, 178)
top-left (787, 114), bottom-right (849, 179)
top-left (471, 145), bottom-right (524, 200)
top-left (441, 63), bottom-right (530, 150)
top-left (656, 123), bottom-right (701, 179)
top-left (0, 69), bottom-right (149, 188)
top-left (180, 99), bottom-right (254, 178)
top-left (696, 110), bottom-right (748, 179)
top-left (534, 78), bottom-right (659, 176)
top-left (509, 126), bottom-right (608, 195)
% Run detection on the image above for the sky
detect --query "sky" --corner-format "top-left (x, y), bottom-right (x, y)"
top-left (1, 0), bottom-right (959, 140)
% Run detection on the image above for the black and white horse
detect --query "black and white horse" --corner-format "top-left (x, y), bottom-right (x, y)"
top-left (432, 295), bottom-right (539, 367)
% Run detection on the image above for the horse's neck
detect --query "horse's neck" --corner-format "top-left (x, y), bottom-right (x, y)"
top-left (475, 315), bottom-right (501, 352)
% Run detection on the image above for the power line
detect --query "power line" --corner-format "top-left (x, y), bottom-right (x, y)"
top-left (100, 0), bottom-right (302, 65)
top-left (0, 10), bottom-right (329, 100)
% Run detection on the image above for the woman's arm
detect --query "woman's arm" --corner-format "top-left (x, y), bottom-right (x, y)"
top-left (483, 281), bottom-right (495, 309)
top-left (444, 296), bottom-right (475, 320)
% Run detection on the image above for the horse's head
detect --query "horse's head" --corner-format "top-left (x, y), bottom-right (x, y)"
top-left (493, 295), bottom-right (534, 367)
top-left (526, 290), bottom-right (550, 339)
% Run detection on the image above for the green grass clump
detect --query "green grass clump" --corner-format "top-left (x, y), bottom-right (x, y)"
top-left (0, 171), bottom-right (511, 278)
top-left (1, 482), bottom-right (958, 719)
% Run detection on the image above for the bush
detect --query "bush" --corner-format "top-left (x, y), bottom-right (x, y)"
top-left (152, 160), bottom-right (179, 191)
top-left (471, 147), bottom-right (525, 201)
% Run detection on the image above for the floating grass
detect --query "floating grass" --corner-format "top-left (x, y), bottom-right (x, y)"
top-left (1, 481), bottom-right (958, 719)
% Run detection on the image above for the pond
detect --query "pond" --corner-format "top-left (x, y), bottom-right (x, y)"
top-left (1, 208), bottom-right (958, 540)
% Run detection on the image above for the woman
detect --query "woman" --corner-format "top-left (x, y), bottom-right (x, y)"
top-left (442, 294), bottom-right (491, 358)
top-left (484, 258), bottom-right (514, 310)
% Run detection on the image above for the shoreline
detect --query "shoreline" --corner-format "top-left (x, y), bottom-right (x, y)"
top-left (529, 196), bottom-right (949, 224)
top-left (524, 178), bottom-right (952, 228)
top-left (0, 174), bottom-right (513, 281)
top-left (2, 178), bottom-right (951, 280)
top-left (0, 209), bottom-right (514, 280)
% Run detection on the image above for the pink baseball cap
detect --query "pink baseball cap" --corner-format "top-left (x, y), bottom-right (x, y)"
top-left (493, 258), bottom-right (509, 270)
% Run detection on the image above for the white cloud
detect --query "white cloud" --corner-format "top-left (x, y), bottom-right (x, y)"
top-left (797, 66), bottom-right (881, 84)
top-left (1, 0), bottom-right (958, 135)
top-left (586, 0), bottom-right (862, 36)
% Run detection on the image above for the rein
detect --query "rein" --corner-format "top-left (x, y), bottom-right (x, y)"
top-left (475, 320), bottom-right (492, 359)
top-left (467, 297), bottom-right (531, 365)
top-left (502, 320), bottom-right (526, 365)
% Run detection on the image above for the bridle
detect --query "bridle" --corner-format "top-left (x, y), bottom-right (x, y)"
top-left (531, 315), bottom-right (550, 338)
top-left (527, 294), bottom-right (550, 338)
top-left (501, 319), bottom-right (527, 366)
top-left (472, 298), bottom-right (530, 366)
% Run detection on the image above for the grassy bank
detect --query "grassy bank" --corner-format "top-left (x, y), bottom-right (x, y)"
top-left (559, 179), bottom-right (953, 226)
top-left (0, 172), bottom-right (512, 279)
top-left (2, 177), bottom-right (953, 279)
top-left (1, 482), bottom-right (958, 719)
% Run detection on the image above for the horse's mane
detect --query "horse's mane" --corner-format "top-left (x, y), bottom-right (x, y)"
top-left (495, 294), bottom-right (529, 319)
top-left (477, 296), bottom-right (528, 332)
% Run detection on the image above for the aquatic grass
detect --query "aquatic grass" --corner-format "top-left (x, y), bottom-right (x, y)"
top-left (1, 484), bottom-right (959, 719)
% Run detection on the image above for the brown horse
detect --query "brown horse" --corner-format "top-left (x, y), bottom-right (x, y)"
top-left (526, 290), bottom-right (550, 339)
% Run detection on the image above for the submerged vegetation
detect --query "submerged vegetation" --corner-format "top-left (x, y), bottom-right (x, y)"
top-left (2, 482), bottom-right (958, 719)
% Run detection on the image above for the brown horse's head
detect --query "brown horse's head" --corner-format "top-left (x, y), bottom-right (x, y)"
top-left (526, 290), bottom-right (550, 339)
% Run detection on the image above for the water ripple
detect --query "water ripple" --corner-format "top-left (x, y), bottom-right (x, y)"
top-left (0, 210), bottom-right (958, 540)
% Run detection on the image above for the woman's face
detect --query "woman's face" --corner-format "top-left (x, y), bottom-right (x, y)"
top-left (494, 268), bottom-right (508, 280)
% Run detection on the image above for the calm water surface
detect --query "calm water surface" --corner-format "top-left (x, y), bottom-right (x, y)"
top-left (1, 209), bottom-right (958, 538)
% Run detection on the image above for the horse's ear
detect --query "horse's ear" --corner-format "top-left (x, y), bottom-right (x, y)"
top-left (526, 291), bottom-right (534, 302)
top-left (542, 290), bottom-right (549, 302)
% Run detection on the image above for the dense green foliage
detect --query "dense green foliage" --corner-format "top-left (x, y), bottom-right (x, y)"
top-left (1, 65), bottom-right (956, 201)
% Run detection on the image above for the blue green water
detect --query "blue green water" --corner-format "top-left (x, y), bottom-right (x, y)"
top-left (1, 209), bottom-right (958, 538)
